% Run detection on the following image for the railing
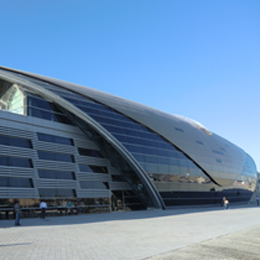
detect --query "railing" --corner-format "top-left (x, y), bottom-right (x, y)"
top-left (0, 205), bottom-right (110, 220)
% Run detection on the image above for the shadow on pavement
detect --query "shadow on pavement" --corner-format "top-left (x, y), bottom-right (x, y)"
top-left (0, 242), bottom-right (33, 247)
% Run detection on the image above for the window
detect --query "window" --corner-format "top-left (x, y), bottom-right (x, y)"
top-left (38, 189), bottom-right (76, 198)
top-left (80, 181), bottom-right (109, 189)
top-left (111, 175), bottom-right (125, 182)
top-left (196, 141), bottom-right (204, 145)
top-left (216, 159), bottom-right (222, 163)
top-left (78, 148), bottom-right (103, 158)
top-left (0, 135), bottom-right (32, 148)
top-left (38, 170), bottom-right (76, 180)
top-left (28, 107), bottom-right (53, 120)
top-left (0, 83), bottom-right (24, 115)
top-left (79, 164), bottom-right (108, 173)
top-left (28, 96), bottom-right (62, 112)
top-left (27, 96), bottom-right (74, 125)
top-left (0, 177), bottom-right (33, 188)
top-left (53, 114), bottom-right (74, 125)
top-left (0, 155), bottom-right (33, 168)
top-left (38, 151), bottom-right (75, 163)
top-left (37, 133), bottom-right (74, 146)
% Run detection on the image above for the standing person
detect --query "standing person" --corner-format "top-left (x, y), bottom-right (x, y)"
top-left (223, 197), bottom-right (229, 210)
top-left (256, 195), bottom-right (259, 206)
top-left (222, 197), bottom-right (226, 208)
top-left (67, 200), bottom-right (74, 215)
top-left (14, 200), bottom-right (21, 226)
top-left (40, 200), bottom-right (47, 219)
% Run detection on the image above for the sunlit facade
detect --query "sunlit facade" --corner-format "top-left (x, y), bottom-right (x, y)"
top-left (0, 66), bottom-right (258, 217)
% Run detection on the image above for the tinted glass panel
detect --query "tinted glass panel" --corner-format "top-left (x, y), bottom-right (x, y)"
top-left (0, 135), bottom-right (32, 148)
top-left (27, 96), bottom-right (63, 113)
top-left (111, 175), bottom-right (125, 182)
top-left (53, 114), bottom-right (74, 125)
top-left (79, 164), bottom-right (108, 173)
top-left (39, 189), bottom-right (76, 198)
top-left (37, 133), bottom-right (74, 146)
top-left (0, 177), bottom-right (33, 188)
top-left (38, 170), bottom-right (76, 180)
top-left (0, 156), bottom-right (33, 168)
top-left (27, 96), bottom-right (74, 125)
top-left (80, 181), bottom-right (109, 189)
top-left (29, 107), bottom-right (53, 120)
top-left (78, 148), bottom-right (103, 158)
top-left (38, 151), bottom-right (75, 163)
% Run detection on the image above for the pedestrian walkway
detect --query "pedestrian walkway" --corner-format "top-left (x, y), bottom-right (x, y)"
top-left (0, 204), bottom-right (260, 260)
top-left (149, 225), bottom-right (260, 260)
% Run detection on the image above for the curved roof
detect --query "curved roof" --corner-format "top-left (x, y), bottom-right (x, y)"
top-left (0, 66), bottom-right (250, 186)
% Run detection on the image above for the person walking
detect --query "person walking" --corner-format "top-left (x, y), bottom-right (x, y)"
top-left (256, 195), bottom-right (259, 206)
top-left (14, 200), bottom-right (21, 226)
top-left (40, 200), bottom-right (47, 219)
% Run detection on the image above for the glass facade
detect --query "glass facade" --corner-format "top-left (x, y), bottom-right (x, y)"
top-left (20, 77), bottom-right (214, 207)
top-left (14, 75), bottom-right (213, 181)
top-left (0, 68), bottom-right (258, 215)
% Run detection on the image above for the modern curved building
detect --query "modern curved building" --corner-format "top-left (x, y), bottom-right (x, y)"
top-left (0, 66), bottom-right (258, 214)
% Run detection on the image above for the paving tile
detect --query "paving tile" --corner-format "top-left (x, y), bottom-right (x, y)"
top-left (0, 205), bottom-right (260, 260)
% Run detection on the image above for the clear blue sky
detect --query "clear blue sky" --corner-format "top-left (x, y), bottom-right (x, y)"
top-left (0, 1), bottom-right (259, 171)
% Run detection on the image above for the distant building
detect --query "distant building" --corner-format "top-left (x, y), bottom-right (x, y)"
top-left (0, 66), bottom-right (257, 215)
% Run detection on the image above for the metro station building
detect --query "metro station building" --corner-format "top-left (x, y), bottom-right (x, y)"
top-left (0, 66), bottom-right (257, 216)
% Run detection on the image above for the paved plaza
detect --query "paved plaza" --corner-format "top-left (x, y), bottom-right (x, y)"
top-left (1, 204), bottom-right (260, 260)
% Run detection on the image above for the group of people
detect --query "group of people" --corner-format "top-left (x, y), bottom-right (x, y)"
top-left (13, 200), bottom-right (47, 226)
top-left (13, 195), bottom-right (259, 226)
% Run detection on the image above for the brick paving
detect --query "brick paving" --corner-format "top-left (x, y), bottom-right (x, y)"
top-left (1, 205), bottom-right (260, 260)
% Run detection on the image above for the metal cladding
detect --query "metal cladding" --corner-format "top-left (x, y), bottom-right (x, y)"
top-left (0, 66), bottom-right (258, 210)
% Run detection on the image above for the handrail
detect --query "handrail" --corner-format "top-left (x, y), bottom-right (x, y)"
top-left (0, 205), bottom-right (109, 211)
